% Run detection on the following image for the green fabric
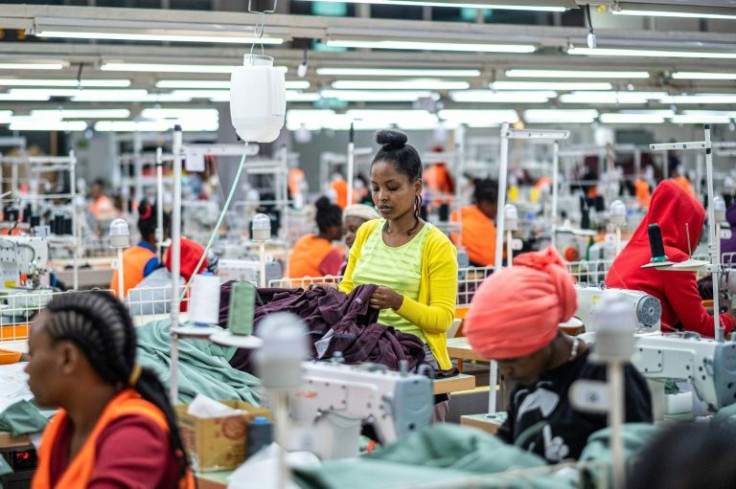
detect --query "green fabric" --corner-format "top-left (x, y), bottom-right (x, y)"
top-left (351, 221), bottom-right (430, 342)
top-left (577, 423), bottom-right (659, 489)
top-left (0, 400), bottom-right (51, 436)
top-left (294, 424), bottom-right (577, 489)
top-left (135, 319), bottom-right (261, 405)
top-left (0, 453), bottom-right (12, 476)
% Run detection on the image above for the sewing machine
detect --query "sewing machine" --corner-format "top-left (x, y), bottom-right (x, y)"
top-left (217, 259), bottom-right (282, 287)
top-left (289, 361), bottom-right (433, 460)
top-left (0, 235), bottom-right (52, 319)
top-left (633, 333), bottom-right (736, 413)
top-left (575, 286), bottom-right (662, 333)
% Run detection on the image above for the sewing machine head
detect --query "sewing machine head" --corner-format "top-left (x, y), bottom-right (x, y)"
top-left (289, 361), bottom-right (433, 460)
top-left (575, 286), bottom-right (662, 334)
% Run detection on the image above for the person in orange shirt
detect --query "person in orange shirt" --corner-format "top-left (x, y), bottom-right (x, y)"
top-left (634, 178), bottom-right (652, 209)
top-left (27, 291), bottom-right (194, 489)
top-left (671, 167), bottom-right (695, 197)
top-left (289, 196), bottom-right (344, 279)
top-left (451, 179), bottom-right (498, 267)
top-left (109, 200), bottom-right (169, 297)
top-left (87, 179), bottom-right (118, 220)
top-left (330, 174), bottom-right (349, 209)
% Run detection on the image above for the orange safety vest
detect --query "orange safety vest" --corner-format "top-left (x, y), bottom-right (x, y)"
top-left (330, 178), bottom-right (349, 209)
top-left (289, 234), bottom-right (336, 279)
top-left (673, 176), bottom-right (695, 197)
top-left (450, 205), bottom-right (496, 267)
top-left (32, 389), bottom-right (195, 489)
top-left (109, 245), bottom-right (157, 298)
top-left (288, 168), bottom-right (306, 197)
top-left (0, 349), bottom-right (22, 365)
top-left (634, 179), bottom-right (651, 208)
top-left (424, 164), bottom-right (453, 206)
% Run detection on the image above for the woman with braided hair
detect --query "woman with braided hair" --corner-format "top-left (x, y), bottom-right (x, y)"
top-left (27, 291), bottom-right (194, 488)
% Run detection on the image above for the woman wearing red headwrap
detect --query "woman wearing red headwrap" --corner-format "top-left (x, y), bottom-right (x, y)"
top-left (464, 247), bottom-right (652, 463)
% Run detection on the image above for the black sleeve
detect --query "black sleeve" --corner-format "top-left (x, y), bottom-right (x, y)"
top-left (495, 414), bottom-right (514, 444)
top-left (623, 364), bottom-right (654, 423)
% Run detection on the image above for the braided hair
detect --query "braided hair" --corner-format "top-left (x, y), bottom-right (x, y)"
top-left (372, 130), bottom-right (423, 235)
top-left (137, 199), bottom-right (170, 243)
top-left (42, 291), bottom-right (190, 480)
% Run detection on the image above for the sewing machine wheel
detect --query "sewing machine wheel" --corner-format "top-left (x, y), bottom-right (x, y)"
top-left (637, 296), bottom-right (662, 328)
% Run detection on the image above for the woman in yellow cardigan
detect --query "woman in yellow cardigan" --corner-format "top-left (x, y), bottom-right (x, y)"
top-left (339, 130), bottom-right (458, 375)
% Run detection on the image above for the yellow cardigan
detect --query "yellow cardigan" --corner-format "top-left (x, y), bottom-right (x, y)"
top-left (339, 219), bottom-right (458, 370)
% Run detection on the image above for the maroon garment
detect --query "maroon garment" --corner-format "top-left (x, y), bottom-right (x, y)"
top-left (49, 414), bottom-right (181, 489)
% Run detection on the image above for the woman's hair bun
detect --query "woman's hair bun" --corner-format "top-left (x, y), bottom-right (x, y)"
top-left (314, 195), bottom-right (331, 210)
top-left (376, 130), bottom-right (408, 150)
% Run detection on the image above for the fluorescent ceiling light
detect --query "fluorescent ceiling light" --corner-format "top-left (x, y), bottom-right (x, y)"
top-left (102, 63), bottom-right (238, 74)
top-left (0, 63), bottom-right (66, 70)
top-left (332, 79), bottom-right (469, 90)
top-left (316, 68), bottom-right (480, 77)
top-left (491, 81), bottom-right (612, 91)
top-left (569, 47), bottom-right (736, 60)
top-left (9, 88), bottom-right (147, 97)
top-left (0, 111), bottom-right (12, 123)
top-left (102, 62), bottom-right (287, 74)
top-left (141, 108), bottom-right (219, 119)
top-left (672, 72), bottom-right (736, 80)
top-left (168, 89), bottom-right (318, 103)
top-left (95, 120), bottom-right (219, 132)
top-left (0, 79), bottom-right (130, 87)
top-left (450, 90), bottom-right (557, 103)
top-left (438, 109), bottom-right (519, 127)
top-left (683, 110), bottom-right (736, 117)
top-left (35, 30), bottom-right (283, 44)
top-left (295, 0), bottom-right (567, 12)
top-left (0, 93), bottom-right (51, 101)
top-left (559, 91), bottom-right (667, 104)
top-left (320, 89), bottom-right (433, 102)
top-left (156, 80), bottom-right (309, 90)
top-left (612, 6), bottom-right (736, 21)
top-left (30, 109), bottom-right (131, 119)
top-left (599, 113), bottom-right (665, 124)
top-left (9, 120), bottom-right (88, 131)
top-left (504, 69), bottom-right (650, 79)
top-left (524, 109), bottom-right (599, 123)
top-left (74, 92), bottom-right (191, 103)
top-left (663, 94), bottom-right (736, 104)
top-left (670, 114), bottom-right (732, 124)
top-left (326, 39), bottom-right (536, 53)
top-left (286, 92), bottom-right (321, 102)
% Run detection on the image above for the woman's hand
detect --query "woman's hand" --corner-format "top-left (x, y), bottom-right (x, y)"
top-left (370, 286), bottom-right (403, 310)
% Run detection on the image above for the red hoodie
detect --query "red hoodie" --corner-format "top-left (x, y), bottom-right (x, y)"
top-left (606, 181), bottom-right (734, 337)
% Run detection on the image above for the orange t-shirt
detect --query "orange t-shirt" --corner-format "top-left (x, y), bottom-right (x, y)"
top-left (673, 176), bottom-right (695, 197)
top-left (289, 234), bottom-right (343, 279)
top-left (330, 178), bottom-right (349, 209)
top-left (450, 205), bottom-right (496, 267)
top-left (634, 179), bottom-right (651, 208)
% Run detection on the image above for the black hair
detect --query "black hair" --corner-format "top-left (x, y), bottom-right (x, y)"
top-left (314, 196), bottom-right (342, 234)
top-left (372, 130), bottom-right (424, 235)
top-left (474, 178), bottom-right (498, 205)
top-left (372, 130), bottom-right (423, 181)
top-left (92, 178), bottom-right (107, 188)
top-left (137, 199), bottom-right (170, 241)
top-left (628, 424), bottom-right (736, 489)
top-left (42, 291), bottom-right (190, 481)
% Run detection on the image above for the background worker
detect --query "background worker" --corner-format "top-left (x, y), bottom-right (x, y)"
top-left (340, 204), bottom-right (380, 275)
top-left (606, 181), bottom-right (735, 337)
top-left (87, 179), bottom-right (118, 221)
top-left (450, 178), bottom-right (498, 267)
top-left (109, 200), bottom-right (169, 298)
top-left (339, 130), bottom-right (458, 377)
top-left (464, 247), bottom-right (653, 463)
top-left (289, 196), bottom-right (344, 279)
top-left (27, 291), bottom-right (194, 488)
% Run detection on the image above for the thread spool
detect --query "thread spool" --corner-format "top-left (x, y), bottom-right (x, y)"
top-left (189, 274), bottom-right (221, 326)
top-left (648, 223), bottom-right (668, 263)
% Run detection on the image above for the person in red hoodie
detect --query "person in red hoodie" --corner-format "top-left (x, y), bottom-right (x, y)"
top-left (606, 180), bottom-right (735, 337)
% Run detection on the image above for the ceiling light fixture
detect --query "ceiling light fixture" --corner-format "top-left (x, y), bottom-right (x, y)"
top-left (0, 62), bottom-right (66, 70)
top-left (0, 79), bottom-right (130, 87)
top-left (156, 80), bottom-right (309, 90)
top-left (316, 68), bottom-right (481, 77)
top-left (491, 81), bottom-right (612, 90)
top-left (612, 5), bottom-right (736, 21)
top-left (9, 120), bottom-right (88, 131)
top-left (505, 69), bottom-right (649, 79)
top-left (569, 47), bottom-right (736, 60)
top-left (319, 89), bottom-right (433, 102)
top-left (295, 0), bottom-right (567, 12)
top-left (451, 90), bottom-right (557, 103)
top-left (34, 30), bottom-right (283, 44)
top-left (326, 39), bottom-right (536, 53)
top-left (332, 79), bottom-right (470, 90)
top-left (599, 113), bottom-right (665, 124)
top-left (524, 109), bottom-right (599, 123)
top-left (671, 72), bottom-right (736, 80)
top-left (102, 63), bottom-right (288, 74)
top-left (30, 109), bottom-right (131, 119)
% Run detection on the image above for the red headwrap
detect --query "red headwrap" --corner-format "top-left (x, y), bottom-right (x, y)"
top-left (464, 246), bottom-right (577, 359)
top-left (165, 238), bottom-right (208, 282)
